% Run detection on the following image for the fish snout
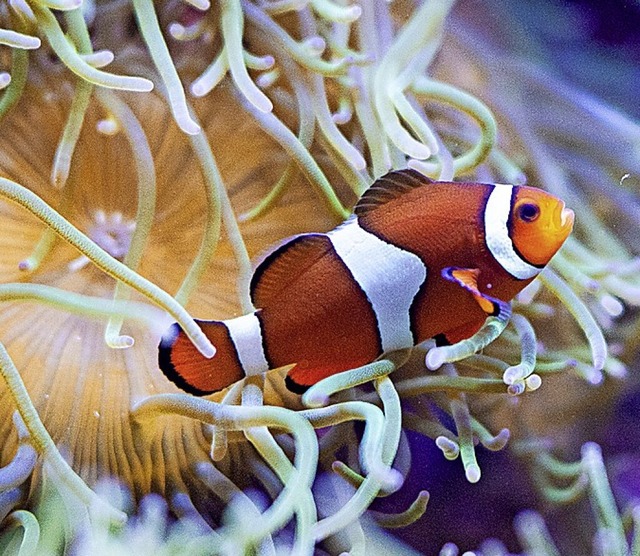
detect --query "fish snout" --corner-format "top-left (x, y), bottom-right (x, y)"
top-left (560, 206), bottom-right (575, 229)
top-left (553, 199), bottom-right (574, 233)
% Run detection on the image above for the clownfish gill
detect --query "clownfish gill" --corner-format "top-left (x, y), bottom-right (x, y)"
top-left (158, 169), bottom-right (574, 395)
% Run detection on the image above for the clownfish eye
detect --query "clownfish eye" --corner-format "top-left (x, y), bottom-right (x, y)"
top-left (517, 203), bottom-right (540, 222)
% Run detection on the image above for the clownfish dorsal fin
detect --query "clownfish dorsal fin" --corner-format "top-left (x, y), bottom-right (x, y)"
top-left (354, 169), bottom-right (432, 217)
top-left (250, 233), bottom-right (333, 308)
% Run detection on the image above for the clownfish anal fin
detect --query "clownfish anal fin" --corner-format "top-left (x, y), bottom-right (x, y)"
top-left (436, 319), bottom-right (486, 346)
top-left (284, 364), bottom-right (342, 394)
top-left (284, 372), bottom-right (310, 394)
top-left (433, 333), bottom-right (451, 347)
top-left (250, 233), bottom-right (333, 308)
top-left (442, 266), bottom-right (510, 318)
top-left (354, 169), bottom-right (432, 217)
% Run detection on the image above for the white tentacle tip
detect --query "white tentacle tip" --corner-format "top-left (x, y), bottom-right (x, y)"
top-left (351, 152), bottom-right (367, 171)
top-left (188, 0), bottom-right (210, 10)
top-left (502, 365), bottom-right (524, 385)
top-left (435, 436), bottom-right (459, 460)
top-left (485, 428), bottom-right (510, 451)
top-left (302, 390), bottom-right (329, 408)
top-left (0, 73), bottom-right (11, 89)
top-left (190, 80), bottom-right (210, 98)
top-left (465, 463), bottom-right (481, 483)
top-left (18, 259), bottom-right (33, 272)
top-left (347, 5), bottom-right (362, 20)
top-left (507, 380), bottom-right (526, 396)
top-left (605, 359), bottom-right (627, 379)
top-left (200, 344), bottom-right (216, 359)
top-left (252, 93), bottom-right (274, 114)
top-left (135, 78), bottom-right (155, 93)
top-left (581, 441), bottom-right (601, 460)
top-left (408, 142), bottom-right (432, 160)
top-left (525, 374), bottom-right (542, 391)
top-left (106, 335), bottom-right (135, 349)
top-left (178, 117), bottom-right (201, 136)
top-left (425, 348), bottom-right (445, 370)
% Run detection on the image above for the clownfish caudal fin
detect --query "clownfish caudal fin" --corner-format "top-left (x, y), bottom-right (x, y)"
top-left (158, 319), bottom-right (249, 396)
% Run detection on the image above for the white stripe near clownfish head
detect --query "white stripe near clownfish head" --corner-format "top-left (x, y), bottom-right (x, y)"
top-left (327, 216), bottom-right (427, 353)
top-left (224, 313), bottom-right (270, 376)
top-left (484, 184), bottom-right (541, 281)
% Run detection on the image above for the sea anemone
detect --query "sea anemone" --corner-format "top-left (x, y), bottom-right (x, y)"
top-left (0, 0), bottom-right (638, 553)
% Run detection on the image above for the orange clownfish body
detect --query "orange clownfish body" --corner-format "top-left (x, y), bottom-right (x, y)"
top-left (159, 169), bottom-right (574, 395)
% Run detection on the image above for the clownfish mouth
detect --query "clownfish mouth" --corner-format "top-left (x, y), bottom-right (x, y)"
top-left (561, 205), bottom-right (575, 228)
top-left (556, 202), bottom-right (575, 232)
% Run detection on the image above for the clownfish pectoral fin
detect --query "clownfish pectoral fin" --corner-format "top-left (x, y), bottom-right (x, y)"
top-left (442, 266), bottom-right (510, 318)
top-left (354, 169), bottom-right (432, 217)
top-left (250, 233), bottom-right (333, 308)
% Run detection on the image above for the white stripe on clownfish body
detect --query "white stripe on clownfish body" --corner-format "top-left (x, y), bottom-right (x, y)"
top-left (225, 313), bottom-right (270, 376)
top-left (327, 216), bottom-right (427, 353)
top-left (484, 184), bottom-right (541, 280)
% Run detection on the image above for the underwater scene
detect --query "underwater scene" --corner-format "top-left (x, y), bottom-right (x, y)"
top-left (0, 0), bottom-right (639, 554)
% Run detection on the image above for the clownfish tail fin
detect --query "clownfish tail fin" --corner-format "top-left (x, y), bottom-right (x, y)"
top-left (158, 319), bottom-right (246, 396)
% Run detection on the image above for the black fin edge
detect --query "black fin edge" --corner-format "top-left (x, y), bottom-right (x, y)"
top-left (433, 333), bottom-right (451, 347)
top-left (249, 233), bottom-right (327, 307)
top-left (285, 374), bottom-right (310, 395)
top-left (354, 169), bottom-right (432, 217)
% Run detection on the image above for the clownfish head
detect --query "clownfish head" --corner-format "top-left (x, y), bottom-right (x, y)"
top-left (509, 186), bottom-right (574, 267)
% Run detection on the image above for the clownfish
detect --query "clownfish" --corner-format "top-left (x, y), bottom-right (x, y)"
top-left (158, 169), bottom-right (574, 395)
